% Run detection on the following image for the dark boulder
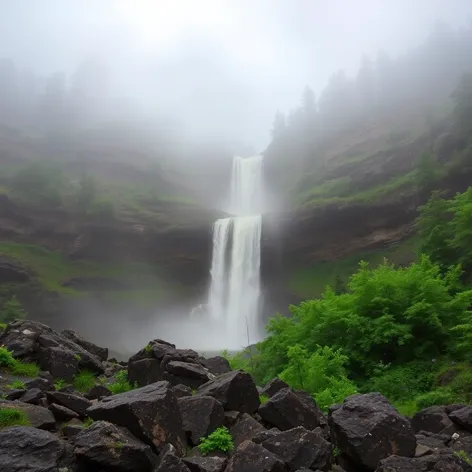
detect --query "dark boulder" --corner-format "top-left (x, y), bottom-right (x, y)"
top-left (61, 328), bottom-right (108, 361)
top-left (259, 388), bottom-right (323, 431)
top-left (252, 427), bottom-right (281, 444)
top-left (46, 391), bottom-right (92, 417)
top-left (0, 426), bottom-right (74, 472)
top-left (128, 358), bottom-right (163, 387)
top-left (165, 361), bottom-right (212, 389)
top-left (229, 413), bottom-right (266, 448)
top-left (200, 356), bottom-right (231, 376)
top-left (375, 452), bottom-right (472, 471)
top-left (151, 340), bottom-right (177, 361)
top-left (260, 378), bottom-right (289, 398)
top-left (451, 435), bottom-right (472, 457)
top-left (49, 403), bottom-right (80, 421)
top-left (196, 370), bottom-right (260, 414)
top-left (19, 388), bottom-right (43, 405)
top-left (24, 376), bottom-right (54, 392)
top-left (329, 393), bottom-right (416, 471)
top-left (162, 349), bottom-right (200, 369)
top-left (156, 444), bottom-right (191, 472)
top-left (0, 400), bottom-right (55, 430)
top-left (0, 256), bottom-right (31, 284)
top-left (412, 406), bottom-right (454, 433)
top-left (179, 395), bottom-right (225, 446)
top-left (38, 346), bottom-right (79, 381)
top-left (86, 380), bottom-right (186, 454)
top-left (415, 431), bottom-right (449, 450)
top-left (4, 389), bottom-right (25, 400)
top-left (224, 411), bottom-right (241, 428)
top-left (183, 455), bottom-right (227, 472)
top-left (262, 426), bottom-right (332, 471)
top-left (74, 420), bottom-right (158, 472)
top-left (85, 384), bottom-right (112, 400)
top-left (449, 406), bottom-right (472, 433)
top-left (172, 384), bottom-right (193, 398)
top-left (63, 422), bottom-right (85, 440)
top-left (224, 440), bottom-right (286, 472)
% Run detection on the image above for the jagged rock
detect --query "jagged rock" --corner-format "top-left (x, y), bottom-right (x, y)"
top-left (162, 349), bottom-right (200, 369)
top-left (128, 358), bottom-right (163, 387)
top-left (0, 319), bottom-right (49, 360)
top-left (200, 356), bottom-right (231, 376)
top-left (38, 346), bottom-right (79, 381)
top-left (24, 376), bottom-right (54, 392)
top-left (329, 393), bottom-right (416, 471)
top-left (74, 420), bottom-right (158, 472)
top-left (0, 426), bottom-right (74, 472)
top-left (196, 370), bottom-right (260, 414)
top-left (61, 328), bottom-right (108, 361)
top-left (259, 387), bottom-right (323, 431)
top-left (19, 388), bottom-right (43, 405)
top-left (0, 400), bottom-right (55, 430)
top-left (449, 406), bottom-right (472, 433)
top-left (183, 455), bottom-right (227, 472)
top-left (451, 435), bottom-right (472, 457)
top-left (63, 422), bottom-right (85, 440)
top-left (85, 384), bottom-right (112, 400)
top-left (261, 426), bottom-right (332, 472)
top-left (224, 440), bottom-right (286, 472)
top-left (230, 413), bottom-right (266, 448)
top-left (156, 444), bottom-right (191, 472)
top-left (224, 411), bottom-right (241, 428)
top-left (151, 340), bottom-right (177, 361)
top-left (4, 388), bottom-right (26, 400)
top-left (260, 378), bottom-right (289, 398)
top-left (49, 403), bottom-right (80, 421)
top-left (412, 406), bottom-right (454, 433)
top-left (179, 395), bottom-right (225, 446)
top-left (86, 380), bottom-right (186, 454)
top-left (252, 427), bottom-right (281, 444)
top-left (47, 391), bottom-right (92, 417)
top-left (375, 452), bottom-right (472, 471)
top-left (445, 404), bottom-right (469, 415)
top-left (415, 431), bottom-right (449, 450)
top-left (165, 361), bottom-right (212, 389)
top-left (171, 384), bottom-right (193, 398)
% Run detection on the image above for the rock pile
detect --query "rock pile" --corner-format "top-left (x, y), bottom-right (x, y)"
top-left (0, 319), bottom-right (472, 471)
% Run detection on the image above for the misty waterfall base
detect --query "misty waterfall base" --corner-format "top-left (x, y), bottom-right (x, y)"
top-left (205, 156), bottom-right (263, 350)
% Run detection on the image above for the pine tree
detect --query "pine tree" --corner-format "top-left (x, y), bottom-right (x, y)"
top-left (1, 296), bottom-right (26, 323)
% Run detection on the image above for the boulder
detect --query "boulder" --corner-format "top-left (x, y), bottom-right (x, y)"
top-left (329, 393), bottom-right (416, 471)
top-left (0, 400), bottom-right (55, 430)
top-left (259, 388), bottom-right (323, 431)
top-left (224, 411), bottom-right (241, 428)
top-left (451, 435), bottom-right (472, 457)
top-left (183, 455), bottom-right (227, 472)
top-left (38, 346), bottom-right (79, 381)
top-left (162, 349), bottom-right (200, 369)
top-left (196, 370), bottom-right (260, 414)
top-left (85, 384), bottom-right (112, 400)
top-left (449, 406), bottom-right (472, 433)
top-left (74, 420), bottom-right (158, 472)
top-left (19, 388), bottom-right (43, 405)
top-left (63, 422), bottom-right (85, 440)
top-left (4, 389), bottom-right (26, 400)
top-left (164, 361), bottom-right (211, 389)
top-left (156, 444), bottom-right (191, 472)
top-left (252, 427), bottom-right (281, 444)
top-left (179, 396), bottom-right (225, 446)
top-left (229, 413), bottom-right (266, 448)
top-left (24, 376), bottom-right (54, 392)
top-left (61, 329), bottom-right (108, 361)
top-left (412, 406), bottom-right (454, 433)
top-left (172, 384), bottom-right (193, 398)
top-left (261, 426), bottom-right (332, 472)
top-left (0, 426), bottom-right (74, 472)
top-left (260, 378), bottom-right (289, 398)
top-left (49, 403), bottom-right (80, 421)
top-left (375, 452), bottom-right (472, 471)
top-left (128, 358), bottom-right (163, 387)
top-left (150, 340), bottom-right (177, 361)
top-left (86, 380), bottom-right (186, 454)
top-left (46, 391), bottom-right (92, 417)
top-left (200, 356), bottom-right (231, 376)
top-left (415, 431), bottom-right (449, 450)
top-left (224, 440), bottom-right (286, 472)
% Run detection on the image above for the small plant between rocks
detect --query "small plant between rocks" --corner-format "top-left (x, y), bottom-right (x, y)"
top-left (0, 407), bottom-right (30, 429)
top-left (72, 370), bottom-right (96, 393)
top-left (0, 346), bottom-right (40, 377)
top-left (108, 370), bottom-right (136, 395)
top-left (259, 394), bottom-right (269, 404)
top-left (6, 379), bottom-right (26, 390)
top-left (198, 426), bottom-right (234, 456)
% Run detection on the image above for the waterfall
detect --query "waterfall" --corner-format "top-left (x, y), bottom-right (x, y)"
top-left (206, 155), bottom-right (263, 349)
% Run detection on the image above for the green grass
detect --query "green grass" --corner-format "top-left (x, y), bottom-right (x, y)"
top-left (54, 379), bottom-right (67, 390)
top-left (83, 417), bottom-right (94, 428)
top-left (259, 394), bottom-right (269, 405)
top-left (0, 407), bottom-right (30, 428)
top-left (6, 380), bottom-right (26, 390)
top-left (0, 346), bottom-right (40, 377)
top-left (108, 370), bottom-right (136, 395)
top-left (73, 370), bottom-right (97, 393)
top-left (455, 450), bottom-right (472, 466)
top-left (289, 237), bottom-right (419, 299)
top-left (0, 323), bottom-right (7, 331)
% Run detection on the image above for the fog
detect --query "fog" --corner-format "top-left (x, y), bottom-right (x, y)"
top-left (2, 0), bottom-right (471, 151)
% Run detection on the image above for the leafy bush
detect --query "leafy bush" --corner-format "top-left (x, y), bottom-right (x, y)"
top-left (0, 407), bottom-right (30, 428)
top-left (73, 370), bottom-right (96, 393)
top-left (198, 427), bottom-right (234, 456)
top-left (0, 346), bottom-right (16, 369)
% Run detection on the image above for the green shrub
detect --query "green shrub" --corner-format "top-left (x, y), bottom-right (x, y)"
top-left (259, 394), bottom-right (269, 404)
top-left (10, 361), bottom-right (40, 377)
top-left (6, 380), bottom-right (25, 390)
top-left (73, 370), bottom-right (96, 393)
top-left (54, 379), bottom-right (67, 390)
top-left (198, 427), bottom-right (234, 456)
top-left (0, 408), bottom-right (30, 428)
top-left (415, 387), bottom-right (458, 410)
top-left (109, 370), bottom-right (135, 395)
top-left (0, 346), bottom-right (16, 369)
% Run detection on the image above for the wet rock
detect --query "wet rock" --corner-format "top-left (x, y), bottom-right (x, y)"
top-left (86, 380), bottom-right (186, 454)
top-left (19, 388), bottom-right (43, 405)
top-left (128, 358), bottom-right (163, 387)
top-left (47, 391), bottom-right (92, 417)
top-left (329, 393), bottom-right (416, 471)
top-left (196, 370), bottom-right (260, 414)
top-left (375, 452), bottom-right (472, 471)
top-left (85, 384), bottom-right (112, 400)
top-left (49, 403), bottom-right (80, 421)
top-left (4, 388), bottom-right (26, 400)
top-left (183, 455), bottom-right (227, 472)
top-left (24, 376), bottom-right (53, 392)
top-left (0, 400), bottom-right (55, 430)
top-left (449, 406), bottom-right (472, 433)
top-left (261, 426), bottom-right (332, 471)
top-left (224, 411), bottom-right (241, 428)
top-left (164, 361), bottom-right (211, 389)
top-left (224, 440), bottom-right (286, 472)
top-left (412, 406), bottom-right (454, 433)
top-left (74, 420), bottom-right (158, 472)
top-left (260, 378), bottom-right (289, 398)
top-left (200, 356), bottom-right (231, 376)
top-left (0, 426), bottom-right (74, 472)
top-left (252, 427), bottom-right (281, 445)
top-left (38, 346), bottom-right (79, 381)
top-left (415, 431), bottom-right (449, 450)
top-left (156, 444), bottom-right (191, 472)
top-left (451, 435), bottom-right (472, 457)
top-left (0, 319), bottom-right (46, 360)
top-left (259, 387), bottom-right (323, 431)
top-left (61, 329), bottom-right (108, 361)
top-left (162, 349), bottom-right (200, 369)
top-left (179, 395), bottom-right (225, 446)
top-left (171, 384), bottom-right (193, 398)
top-left (63, 422), bottom-right (85, 440)
top-left (229, 413), bottom-right (266, 448)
